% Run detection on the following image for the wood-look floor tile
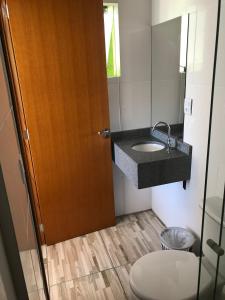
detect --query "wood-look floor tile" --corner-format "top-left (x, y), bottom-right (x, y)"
top-left (135, 212), bottom-right (165, 251)
top-left (49, 269), bottom-right (126, 300)
top-left (115, 264), bottom-right (138, 300)
top-left (31, 249), bottom-right (48, 289)
top-left (20, 250), bottom-right (39, 294)
top-left (100, 223), bottom-right (149, 267)
top-left (116, 214), bottom-right (138, 226)
top-left (28, 288), bottom-right (46, 300)
top-left (20, 249), bottom-right (49, 299)
top-left (136, 210), bottom-right (165, 235)
top-left (47, 231), bottom-right (112, 286)
top-left (100, 210), bottom-right (164, 267)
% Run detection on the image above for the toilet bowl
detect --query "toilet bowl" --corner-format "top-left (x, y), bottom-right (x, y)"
top-left (129, 250), bottom-right (212, 300)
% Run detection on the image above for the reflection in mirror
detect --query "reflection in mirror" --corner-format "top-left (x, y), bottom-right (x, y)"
top-left (151, 15), bottom-right (189, 140)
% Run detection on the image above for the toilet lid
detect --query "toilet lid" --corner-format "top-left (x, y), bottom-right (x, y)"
top-left (129, 250), bottom-right (212, 300)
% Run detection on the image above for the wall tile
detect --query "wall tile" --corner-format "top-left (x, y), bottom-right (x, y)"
top-left (112, 164), bottom-right (125, 216)
top-left (186, 4), bottom-right (218, 86)
top-left (118, 0), bottom-right (151, 29)
top-left (120, 27), bottom-right (151, 83)
top-left (120, 81), bottom-right (151, 130)
top-left (113, 164), bottom-right (151, 216)
top-left (107, 79), bottom-right (121, 132)
top-left (123, 177), bottom-right (151, 215)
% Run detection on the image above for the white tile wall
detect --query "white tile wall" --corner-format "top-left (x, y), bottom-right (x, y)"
top-left (151, 0), bottom-right (219, 239)
top-left (107, 0), bottom-right (152, 216)
top-left (119, 27), bottom-right (151, 83)
top-left (120, 81), bottom-right (151, 130)
top-left (107, 78), bottom-right (121, 131)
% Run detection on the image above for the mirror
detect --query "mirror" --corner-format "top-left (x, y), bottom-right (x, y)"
top-left (151, 15), bottom-right (189, 140)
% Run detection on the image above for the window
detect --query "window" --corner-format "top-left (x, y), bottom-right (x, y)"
top-left (103, 3), bottom-right (121, 78)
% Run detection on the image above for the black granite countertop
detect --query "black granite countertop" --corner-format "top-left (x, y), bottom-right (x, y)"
top-left (111, 127), bottom-right (192, 189)
top-left (114, 135), bottom-right (187, 164)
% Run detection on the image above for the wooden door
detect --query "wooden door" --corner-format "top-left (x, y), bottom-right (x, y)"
top-left (4, 0), bottom-right (115, 245)
top-left (1, 1), bottom-right (45, 244)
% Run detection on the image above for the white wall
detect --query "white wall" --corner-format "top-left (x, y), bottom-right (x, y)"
top-left (151, 0), bottom-right (219, 239)
top-left (107, 0), bottom-right (152, 216)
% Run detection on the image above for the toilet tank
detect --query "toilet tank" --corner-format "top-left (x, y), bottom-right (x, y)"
top-left (200, 197), bottom-right (225, 277)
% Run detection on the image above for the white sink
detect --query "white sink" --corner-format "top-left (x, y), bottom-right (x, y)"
top-left (132, 142), bottom-right (165, 152)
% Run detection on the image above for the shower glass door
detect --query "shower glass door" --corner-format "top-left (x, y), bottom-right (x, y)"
top-left (198, 0), bottom-right (225, 299)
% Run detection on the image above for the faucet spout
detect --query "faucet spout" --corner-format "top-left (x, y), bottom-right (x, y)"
top-left (152, 121), bottom-right (171, 153)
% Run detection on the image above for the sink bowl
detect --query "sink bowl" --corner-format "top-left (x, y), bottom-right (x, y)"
top-left (132, 142), bottom-right (165, 152)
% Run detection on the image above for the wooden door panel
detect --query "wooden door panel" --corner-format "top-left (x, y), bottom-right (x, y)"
top-left (6, 0), bottom-right (115, 244)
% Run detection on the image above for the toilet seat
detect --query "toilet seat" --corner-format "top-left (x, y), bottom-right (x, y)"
top-left (129, 250), bottom-right (212, 300)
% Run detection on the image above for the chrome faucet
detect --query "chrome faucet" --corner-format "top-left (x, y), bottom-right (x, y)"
top-left (152, 121), bottom-right (171, 153)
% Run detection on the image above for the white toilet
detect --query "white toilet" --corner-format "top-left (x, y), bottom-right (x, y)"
top-left (130, 196), bottom-right (225, 300)
top-left (129, 250), bottom-right (212, 300)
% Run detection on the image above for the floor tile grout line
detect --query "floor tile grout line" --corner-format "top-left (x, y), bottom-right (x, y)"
top-left (99, 228), bottom-right (129, 300)
top-left (45, 231), bottom-right (121, 287)
top-left (47, 266), bottom-right (117, 287)
top-left (46, 261), bottom-right (133, 288)
top-left (46, 266), bottom-right (130, 300)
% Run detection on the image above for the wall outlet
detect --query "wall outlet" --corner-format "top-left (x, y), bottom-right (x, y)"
top-left (184, 98), bottom-right (193, 115)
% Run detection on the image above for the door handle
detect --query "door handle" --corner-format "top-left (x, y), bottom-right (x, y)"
top-left (207, 239), bottom-right (224, 256)
top-left (98, 128), bottom-right (111, 138)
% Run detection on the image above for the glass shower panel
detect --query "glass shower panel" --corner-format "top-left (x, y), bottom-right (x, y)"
top-left (214, 0), bottom-right (225, 298)
top-left (199, 0), bottom-right (225, 299)
top-left (0, 38), bottom-right (47, 299)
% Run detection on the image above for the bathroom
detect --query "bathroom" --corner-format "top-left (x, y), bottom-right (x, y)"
top-left (0, 0), bottom-right (225, 299)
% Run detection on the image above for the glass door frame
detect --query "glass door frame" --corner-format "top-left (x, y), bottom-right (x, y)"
top-left (197, 0), bottom-right (224, 298)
